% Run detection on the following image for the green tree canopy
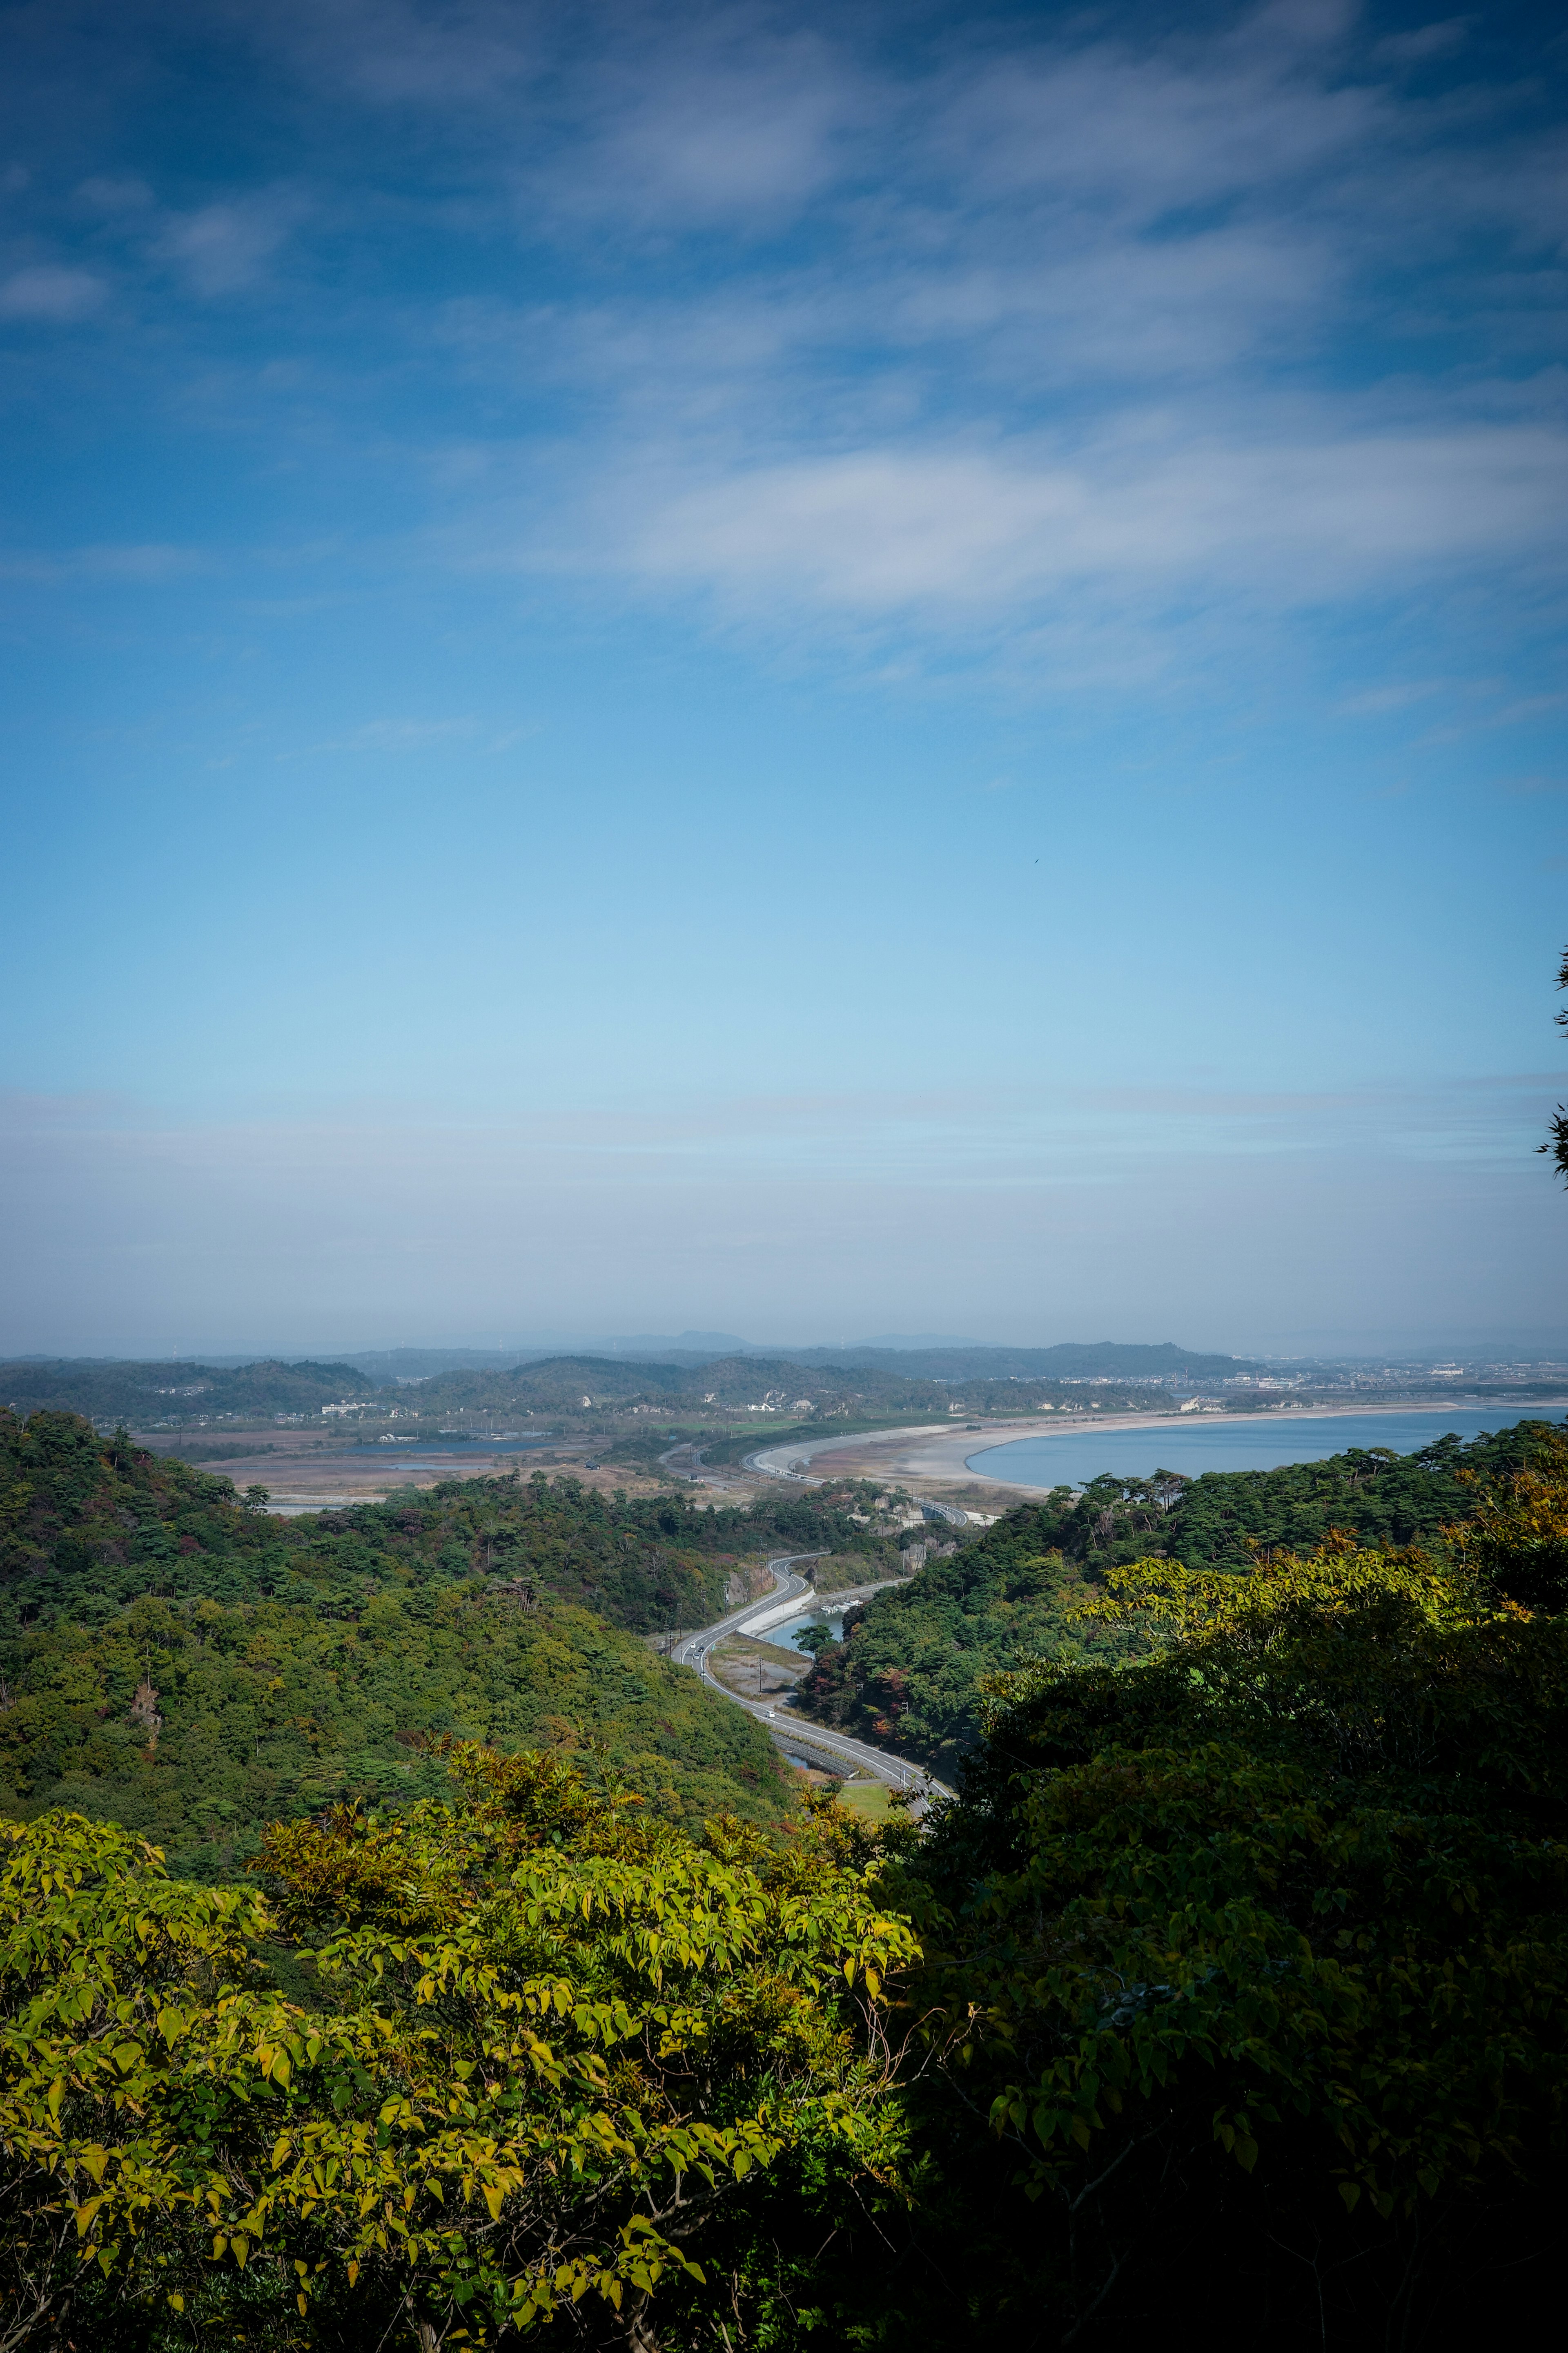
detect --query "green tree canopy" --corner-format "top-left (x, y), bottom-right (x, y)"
top-left (0, 1749), bottom-right (918, 2351)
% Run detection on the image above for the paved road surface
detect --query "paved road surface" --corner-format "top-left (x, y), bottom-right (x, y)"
top-left (674, 1554), bottom-right (954, 1803)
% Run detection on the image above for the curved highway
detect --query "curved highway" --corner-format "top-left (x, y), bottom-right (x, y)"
top-left (674, 1553), bottom-right (954, 1804)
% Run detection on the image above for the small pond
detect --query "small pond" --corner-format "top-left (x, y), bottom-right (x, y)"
top-left (312, 1433), bottom-right (559, 1466)
top-left (769, 1608), bottom-right (849, 1657)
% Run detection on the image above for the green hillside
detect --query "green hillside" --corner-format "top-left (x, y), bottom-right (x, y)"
top-left (0, 1412), bottom-right (798, 1878)
top-left (798, 1419), bottom-right (1567, 1769)
top-left (0, 1345), bottom-right (1257, 1434)
top-left (0, 1357), bottom-right (373, 1421)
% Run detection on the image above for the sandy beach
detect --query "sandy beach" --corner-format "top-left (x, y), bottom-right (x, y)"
top-left (746, 1397), bottom-right (1568, 1505)
top-left (131, 1393), bottom-right (1568, 1517)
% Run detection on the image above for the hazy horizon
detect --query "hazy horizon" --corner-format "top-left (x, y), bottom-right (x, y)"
top-left (9, 1325), bottom-right (1568, 1369)
top-left (3, 0), bottom-right (1565, 1353)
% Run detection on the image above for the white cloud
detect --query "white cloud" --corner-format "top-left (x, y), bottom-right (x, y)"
top-left (1334, 680), bottom-right (1447, 716)
top-left (284, 0), bottom-right (544, 105)
top-left (0, 542), bottom-right (205, 584)
top-left (606, 425), bottom-right (1568, 614)
top-left (566, 36), bottom-right (864, 226)
top-left (0, 264), bottom-right (106, 320)
top-left (5, 1070), bottom-right (1563, 1354)
top-left (308, 717), bottom-right (479, 754)
top-left (9, 2), bottom-right (1566, 680)
top-left (1374, 19), bottom-right (1473, 66)
top-left (76, 174), bottom-right (155, 212)
top-left (158, 190), bottom-right (309, 295)
top-left (349, 4), bottom-right (1564, 683)
top-left (78, 543), bottom-right (207, 582)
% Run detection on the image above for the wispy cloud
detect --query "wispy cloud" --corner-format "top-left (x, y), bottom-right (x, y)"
top-left (0, 541), bottom-right (208, 583)
top-left (315, 2), bottom-right (1563, 677)
top-left (6, 1068), bottom-right (1551, 1184)
top-left (1334, 680), bottom-right (1448, 716)
top-left (5, 1069), bottom-right (1562, 1352)
top-left (0, 264), bottom-right (107, 320)
top-left (5, 2), bottom-right (1564, 680)
top-left (305, 717), bottom-right (479, 754)
top-left (2, 1), bottom-right (1564, 1355)
top-left (156, 188), bottom-right (311, 295)
top-left (600, 426), bottom-right (1567, 616)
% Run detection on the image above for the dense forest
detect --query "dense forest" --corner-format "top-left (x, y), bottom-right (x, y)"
top-left (0, 1413), bottom-right (913, 1878)
top-left (798, 1421), bottom-right (1568, 1770)
top-left (4, 1419), bottom-right (1567, 2348)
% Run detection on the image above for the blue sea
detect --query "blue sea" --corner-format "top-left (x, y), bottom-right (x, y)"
top-left (967, 1405), bottom-right (1568, 1490)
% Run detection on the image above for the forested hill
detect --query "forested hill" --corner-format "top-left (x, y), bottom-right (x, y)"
top-left (0, 1412), bottom-right (902, 1882)
top-left (0, 1357), bottom-right (374, 1419)
top-left (403, 1344), bottom-right (1254, 1415)
top-left (11, 1435), bottom-right (1568, 2347)
top-left (799, 1418), bottom-right (1568, 1771)
top-left (404, 1352), bottom-right (959, 1416)
top-left (0, 1340), bottom-right (1256, 1429)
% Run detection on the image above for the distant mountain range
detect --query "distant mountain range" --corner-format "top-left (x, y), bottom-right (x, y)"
top-left (335, 1339), bottom-right (1256, 1383)
top-left (0, 1340), bottom-right (1261, 1427)
top-left (330, 1334), bottom-right (998, 1378)
top-left (767, 1343), bottom-right (1256, 1381)
top-left (11, 1338), bottom-right (1567, 1433)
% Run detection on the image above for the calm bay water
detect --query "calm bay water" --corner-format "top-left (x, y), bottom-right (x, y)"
top-left (967, 1405), bottom-right (1568, 1489)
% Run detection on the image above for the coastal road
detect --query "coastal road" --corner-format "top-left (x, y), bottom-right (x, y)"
top-left (657, 1437), bottom-right (757, 1497)
top-left (743, 1440), bottom-right (987, 1534)
top-left (673, 1555), bottom-right (954, 1804)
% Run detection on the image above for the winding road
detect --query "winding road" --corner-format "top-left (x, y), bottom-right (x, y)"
top-left (673, 1553), bottom-right (954, 1804)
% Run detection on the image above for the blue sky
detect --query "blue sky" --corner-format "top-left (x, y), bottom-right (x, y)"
top-left (2, 0), bottom-right (1565, 1358)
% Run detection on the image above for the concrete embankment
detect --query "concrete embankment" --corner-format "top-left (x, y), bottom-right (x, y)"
top-left (675, 1555), bottom-right (952, 1802)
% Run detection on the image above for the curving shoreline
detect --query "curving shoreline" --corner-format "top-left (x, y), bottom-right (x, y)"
top-left (746, 1397), bottom-right (1568, 1503)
